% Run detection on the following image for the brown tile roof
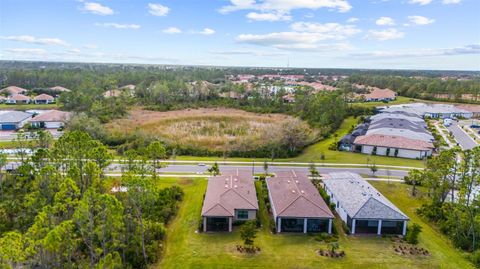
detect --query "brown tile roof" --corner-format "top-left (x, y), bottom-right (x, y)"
top-left (30, 110), bottom-right (71, 122)
top-left (201, 169), bottom-right (258, 217)
top-left (1, 86), bottom-right (28, 95)
top-left (297, 82), bottom-right (337, 92)
top-left (364, 88), bottom-right (397, 100)
top-left (456, 104), bottom-right (480, 113)
top-left (354, 134), bottom-right (434, 151)
top-left (266, 170), bottom-right (334, 219)
top-left (10, 94), bottom-right (30, 101)
top-left (34, 93), bottom-right (55, 101)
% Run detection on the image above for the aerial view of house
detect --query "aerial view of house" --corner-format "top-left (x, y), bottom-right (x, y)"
top-left (322, 172), bottom-right (409, 235)
top-left (0, 111), bottom-right (32, 130)
top-left (378, 103), bottom-right (473, 119)
top-left (363, 88), bottom-right (397, 102)
top-left (0, 86), bottom-right (28, 95)
top-left (201, 169), bottom-right (258, 232)
top-left (266, 170), bottom-right (334, 233)
top-left (6, 94), bottom-right (31, 104)
top-left (29, 110), bottom-right (71, 129)
top-left (353, 134), bottom-right (434, 159)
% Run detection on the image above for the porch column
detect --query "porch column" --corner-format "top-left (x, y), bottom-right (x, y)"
top-left (228, 217), bottom-right (232, 232)
top-left (351, 219), bottom-right (356, 234)
top-left (303, 218), bottom-right (308, 233)
top-left (328, 219), bottom-right (332, 234)
top-left (377, 220), bottom-right (382, 235)
top-left (203, 217), bottom-right (207, 232)
top-left (277, 218), bottom-right (282, 233)
top-left (402, 221), bottom-right (407, 236)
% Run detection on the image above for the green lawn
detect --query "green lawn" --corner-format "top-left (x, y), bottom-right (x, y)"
top-left (156, 178), bottom-right (473, 269)
top-left (0, 103), bottom-right (60, 110)
top-left (350, 96), bottom-right (417, 109)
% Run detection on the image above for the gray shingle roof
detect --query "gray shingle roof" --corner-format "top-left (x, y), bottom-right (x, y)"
top-left (322, 172), bottom-right (408, 220)
top-left (0, 111), bottom-right (32, 123)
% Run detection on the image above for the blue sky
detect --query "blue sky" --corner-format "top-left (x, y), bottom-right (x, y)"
top-left (0, 0), bottom-right (479, 70)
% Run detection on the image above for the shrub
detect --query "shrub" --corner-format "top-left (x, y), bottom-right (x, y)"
top-left (406, 223), bottom-right (422, 245)
top-left (342, 222), bottom-right (350, 234)
top-left (470, 250), bottom-right (480, 268)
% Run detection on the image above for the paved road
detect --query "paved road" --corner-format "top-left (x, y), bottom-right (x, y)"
top-left (447, 122), bottom-right (478, 150)
top-left (105, 164), bottom-right (410, 178)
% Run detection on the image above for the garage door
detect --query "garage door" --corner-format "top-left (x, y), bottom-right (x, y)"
top-left (1, 124), bottom-right (17, 130)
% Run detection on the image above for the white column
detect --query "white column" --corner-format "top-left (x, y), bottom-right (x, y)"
top-left (328, 219), bottom-right (332, 234)
top-left (351, 219), bottom-right (356, 234)
top-left (303, 218), bottom-right (308, 233)
top-left (228, 217), bottom-right (232, 232)
top-left (377, 220), bottom-right (382, 235)
top-left (277, 218), bottom-right (282, 233)
top-left (203, 217), bottom-right (207, 232)
top-left (402, 221), bottom-right (407, 236)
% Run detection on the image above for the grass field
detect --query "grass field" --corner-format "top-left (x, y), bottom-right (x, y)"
top-left (156, 178), bottom-right (473, 269)
top-left (350, 96), bottom-right (417, 109)
top-left (173, 116), bottom-right (425, 168)
top-left (106, 107), bottom-right (315, 152)
top-left (0, 103), bottom-right (59, 110)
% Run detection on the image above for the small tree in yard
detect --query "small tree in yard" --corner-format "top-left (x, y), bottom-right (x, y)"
top-left (146, 141), bottom-right (167, 179)
top-left (263, 161), bottom-right (269, 176)
top-left (406, 223), bottom-right (422, 245)
top-left (309, 162), bottom-right (319, 177)
top-left (370, 162), bottom-right (378, 177)
top-left (328, 241), bottom-right (339, 254)
top-left (208, 162), bottom-right (220, 176)
top-left (240, 220), bottom-right (257, 249)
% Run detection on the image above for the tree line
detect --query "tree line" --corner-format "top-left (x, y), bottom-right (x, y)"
top-left (0, 131), bottom-right (183, 268)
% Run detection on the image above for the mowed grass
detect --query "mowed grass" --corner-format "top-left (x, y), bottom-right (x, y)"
top-left (0, 103), bottom-right (59, 110)
top-left (349, 96), bottom-right (416, 109)
top-left (156, 178), bottom-right (473, 269)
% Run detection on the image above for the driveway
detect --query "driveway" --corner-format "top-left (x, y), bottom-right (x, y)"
top-left (447, 122), bottom-right (478, 150)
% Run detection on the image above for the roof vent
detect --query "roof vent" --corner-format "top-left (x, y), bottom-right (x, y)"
top-left (287, 180), bottom-right (291, 183)
top-left (225, 178), bottom-right (229, 182)
top-left (295, 180), bottom-right (299, 184)
top-left (234, 185), bottom-right (238, 188)
top-left (234, 178), bottom-right (238, 182)
top-left (292, 190), bottom-right (296, 193)
top-left (225, 184), bottom-right (228, 188)
top-left (300, 190), bottom-right (305, 194)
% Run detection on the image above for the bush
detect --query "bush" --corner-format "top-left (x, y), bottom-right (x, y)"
top-left (406, 223), bottom-right (422, 244)
top-left (342, 222), bottom-right (350, 234)
top-left (470, 250), bottom-right (480, 268)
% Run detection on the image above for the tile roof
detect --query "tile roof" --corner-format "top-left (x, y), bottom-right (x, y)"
top-left (201, 169), bottom-right (258, 217)
top-left (0, 111), bottom-right (32, 123)
top-left (34, 93), bottom-right (55, 100)
top-left (365, 128), bottom-right (434, 142)
top-left (30, 110), bottom-right (71, 122)
top-left (9, 94), bottom-right (31, 101)
top-left (50, 86), bottom-right (71, 92)
top-left (354, 134), bottom-right (434, 151)
top-left (1, 86), bottom-right (28, 95)
top-left (363, 88), bottom-right (397, 100)
top-left (322, 172), bottom-right (408, 220)
top-left (266, 170), bottom-right (334, 219)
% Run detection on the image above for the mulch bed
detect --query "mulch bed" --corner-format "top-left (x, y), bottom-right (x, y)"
top-left (236, 245), bottom-right (261, 254)
top-left (317, 249), bottom-right (346, 258)
top-left (393, 243), bottom-right (430, 257)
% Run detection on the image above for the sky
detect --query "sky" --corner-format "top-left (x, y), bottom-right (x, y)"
top-left (0, 0), bottom-right (479, 70)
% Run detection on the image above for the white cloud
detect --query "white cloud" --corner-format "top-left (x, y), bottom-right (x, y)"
top-left (246, 12), bottom-right (291, 21)
top-left (376, 16), bottom-right (395, 26)
top-left (162, 27), bottom-right (182, 34)
top-left (83, 2), bottom-right (114, 15)
top-left (210, 50), bottom-right (287, 57)
top-left (442, 0), bottom-right (461, 4)
top-left (290, 22), bottom-right (361, 36)
top-left (219, 0), bottom-right (352, 14)
top-left (236, 22), bottom-right (360, 51)
top-left (350, 44), bottom-right (480, 58)
top-left (4, 48), bottom-right (47, 55)
top-left (407, 15), bottom-right (434, 25)
top-left (347, 17), bottom-right (359, 23)
top-left (148, 3), bottom-right (170, 16)
top-left (408, 0), bottom-right (432, 5)
top-left (195, 28), bottom-right (215, 35)
top-left (367, 28), bottom-right (404, 41)
top-left (0, 35), bottom-right (70, 46)
top-left (83, 44), bottom-right (98, 49)
top-left (94, 23), bottom-right (141, 29)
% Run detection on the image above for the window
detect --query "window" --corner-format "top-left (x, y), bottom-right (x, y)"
top-left (237, 210), bottom-right (249, 220)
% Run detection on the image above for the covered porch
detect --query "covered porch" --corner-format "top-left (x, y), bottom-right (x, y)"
top-left (277, 217), bottom-right (332, 234)
top-left (350, 219), bottom-right (407, 235)
top-left (203, 216), bottom-right (233, 232)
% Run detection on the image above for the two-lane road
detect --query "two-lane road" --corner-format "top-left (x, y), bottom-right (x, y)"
top-left (447, 122), bottom-right (478, 150)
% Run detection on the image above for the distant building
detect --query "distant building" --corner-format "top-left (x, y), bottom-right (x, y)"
top-left (353, 134), bottom-right (434, 159)
top-left (6, 94), bottom-right (31, 104)
top-left (49, 86), bottom-right (71, 92)
top-left (29, 110), bottom-right (71, 129)
top-left (266, 170), bottom-right (334, 233)
top-left (0, 86), bottom-right (28, 95)
top-left (378, 103), bottom-right (473, 119)
top-left (322, 172), bottom-right (409, 235)
top-left (0, 111), bottom-right (32, 130)
top-left (201, 170), bottom-right (258, 232)
top-left (34, 93), bottom-right (55, 104)
top-left (363, 88), bottom-right (397, 102)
